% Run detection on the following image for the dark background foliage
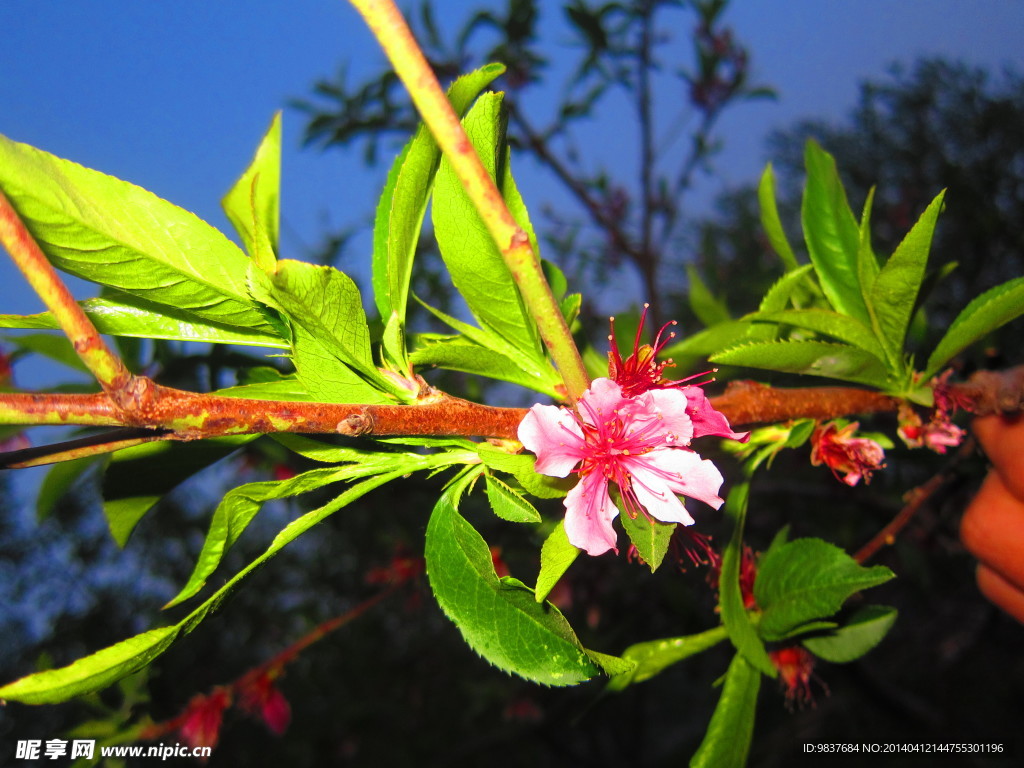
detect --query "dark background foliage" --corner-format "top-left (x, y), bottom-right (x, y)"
top-left (2, 2), bottom-right (1023, 765)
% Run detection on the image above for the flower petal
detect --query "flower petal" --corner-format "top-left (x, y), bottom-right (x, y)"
top-left (518, 405), bottom-right (585, 477)
top-left (681, 385), bottom-right (749, 441)
top-left (634, 388), bottom-right (694, 445)
top-left (629, 448), bottom-right (724, 512)
top-left (563, 472), bottom-right (620, 556)
top-left (577, 377), bottom-right (629, 427)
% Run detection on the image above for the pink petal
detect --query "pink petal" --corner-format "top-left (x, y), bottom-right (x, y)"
top-left (563, 472), bottom-right (619, 556)
top-left (634, 388), bottom-right (694, 445)
top-left (681, 385), bottom-right (749, 441)
top-left (518, 405), bottom-right (586, 477)
top-left (577, 378), bottom-right (629, 427)
top-left (630, 448), bottom-right (724, 511)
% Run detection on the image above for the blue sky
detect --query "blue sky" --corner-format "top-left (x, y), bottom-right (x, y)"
top-left (2, 0), bottom-right (1022, 325)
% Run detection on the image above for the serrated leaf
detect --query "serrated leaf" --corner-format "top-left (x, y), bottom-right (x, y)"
top-left (0, 294), bottom-right (288, 348)
top-left (607, 625), bottom-right (728, 691)
top-left (425, 492), bottom-right (598, 686)
top-left (372, 63), bottom-right (505, 324)
top-left (658, 320), bottom-right (754, 371)
top-left (535, 521), bottom-right (579, 603)
top-left (290, 324), bottom-right (391, 404)
top-left (212, 377), bottom-right (312, 401)
top-left (477, 447), bottom-right (573, 499)
top-left (745, 308), bottom-right (886, 358)
top-left (712, 340), bottom-right (889, 387)
top-left (0, 132), bottom-right (273, 332)
top-left (757, 264), bottom-right (816, 313)
top-left (102, 436), bottom-right (257, 546)
top-left (167, 466), bottom-right (361, 607)
top-left (757, 163), bottom-right (799, 271)
top-left (801, 140), bottom-right (869, 324)
top-left (924, 275), bottom-right (1024, 378)
top-left (222, 112), bottom-right (280, 271)
top-left (431, 93), bottom-right (542, 359)
top-left (870, 191), bottom-right (945, 361)
top-left (802, 604), bottom-right (897, 663)
top-left (754, 538), bottom-right (894, 642)
top-left (484, 474), bottom-right (542, 523)
top-left (618, 508), bottom-right (675, 572)
top-left (690, 654), bottom-right (761, 768)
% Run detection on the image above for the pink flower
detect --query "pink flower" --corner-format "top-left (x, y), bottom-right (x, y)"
top-left (178, 687), bottom-right (230, 752)
top-left (607, 306), bottom-right (747, 441)
top-left (518, 378), bottom-right (725, 556)
top-left (238, 671), bottom-right (291, 736)
top-left (810, 421), bottom-right (885, 486)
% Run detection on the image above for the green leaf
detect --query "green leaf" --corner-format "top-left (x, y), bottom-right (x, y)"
top-left (801, 140), bottom-right (869, 324)
top-left (102, 436), bottom-right (256, 546)
top-left (37, 455), bottom-right (100, 520)
top-left (745, 308), bottom-right (886, 358)
top-left (924, 275), bottom-right (1024, 378)
top-left (222, 112), bottom-right (280, 271)
top-left (607, 625), bottom-right (728, 691)
top-left (718, 480), bottom-right (775, 676)
top-left (0, 627), bottom-right (179, 705)
top-left (166, 466), bottom-right (360, 607)
top-left (251, 260), bottom-right (396, 402)
top-left (413, 298), bottom-right (558, 389)
top-left (5, 333), bottom-right (89, 373)
top-left (757, 264), bottom-right (815, 313)
top-left (618, 509), bottom-right (674, 572)
top-left (754, 538), bottom-right (894, 642)
top-left (372, 63), bottom-right (505, 324)
top-left (802, 605), bottom-right (898, 663)
top-left (712, 340), bottom-right (890, 387)
top-left (757, 163), bottom-right (800, 271)
top-left (687, 265), bottom-right (731, 326)
top-left (535, 521), bottom-right (579, 603)
top-left (0, 132), bottom-right (272, 332)
top-left (212, 377), bottom-right (312, 401)
top-left (658, 320), bottom-right (754, 371)
top-left (690, 654), bottom-right (761, 768)
top-left (424, 492), bottom-right (599, 686)
top-left (431, 93), bottom-right (542, 359)
top-left (856, 186), bottom-right (881, 311)
top-left (870, 191), bottom-right (945, 361)
top-left (484, 474), bottom-right (542, 523)
top-left (411, 335), bottom-right (561, 397)
top-left (477, 447), bottom-right (573, 499)
top-left (1, 469), bottom-right (409, 704)
top-left (0, 294), bottom-right (288, 348)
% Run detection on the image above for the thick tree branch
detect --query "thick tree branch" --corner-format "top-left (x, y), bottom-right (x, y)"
top-left (3, 366), bottom-right (1021, 469)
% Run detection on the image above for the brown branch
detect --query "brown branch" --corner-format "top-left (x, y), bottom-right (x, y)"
top-left (3, 366), bottom-right (1022, 469)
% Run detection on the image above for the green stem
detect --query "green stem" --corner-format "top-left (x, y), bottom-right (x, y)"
top-left (346, 0), bottom-right (590, 402)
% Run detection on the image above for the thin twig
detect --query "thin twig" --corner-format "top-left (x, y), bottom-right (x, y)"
top-left (854, 436), bottom-right (977, 564)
